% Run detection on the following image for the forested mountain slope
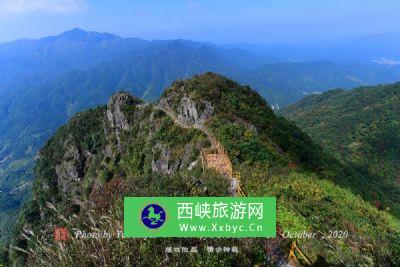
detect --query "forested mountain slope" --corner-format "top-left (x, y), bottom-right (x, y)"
top-left (280, 83), bottom-right (400, 217)
top-left (7, 74), bottom-right (400, 266)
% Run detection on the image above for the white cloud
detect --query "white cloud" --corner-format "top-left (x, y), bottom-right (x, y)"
top-left (188, 1), bottom-right (200, 7)
top-left (0, 0), bottom-right (87, 14)
top-left (373, 58), bottom-right (400, 66)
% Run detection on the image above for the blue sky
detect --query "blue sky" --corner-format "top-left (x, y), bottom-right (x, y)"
top-left (1, 0), bottom-right (400, 44)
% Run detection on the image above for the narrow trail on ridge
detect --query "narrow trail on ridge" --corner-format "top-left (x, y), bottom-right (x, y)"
top-left (155, 105), bottom-right (245, 196)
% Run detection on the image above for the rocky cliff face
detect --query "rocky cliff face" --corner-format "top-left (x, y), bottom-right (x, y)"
top-left (52, 92), bottom-right (141, 197)
top-left (54, 144), bottom-right (86, 196)
top-left (106, 93), bottom-right (134, 132)
top-left (32, 91), bottom-right (209, 208)
top-left (159, 89), bottom-right (214, 128)
top-left (104, 93), bottom-right (143, 156)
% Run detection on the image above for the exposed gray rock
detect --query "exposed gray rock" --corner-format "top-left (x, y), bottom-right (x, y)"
top-left (187, 160), bottom-right (198, 171)
top-left (151, 143), bottom-right (172, 175)
top-left (177, 95), bottom-right (213, 126)
top-left (151, 141), bottom-right (201, 175)
top-left (104, 92), bottom-right (141, 157)
top-left (106, 93), bottom-right (133, 132)
top-left (55, 144), bottom-right (84, 196)
top-left (158, 91), bottom-right (214, 128)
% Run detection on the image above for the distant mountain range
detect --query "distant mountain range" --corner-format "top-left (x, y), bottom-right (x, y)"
top-left (1, 28), bottom-right (400, 244)
top-left (227, 31), bottom-right (400, 63)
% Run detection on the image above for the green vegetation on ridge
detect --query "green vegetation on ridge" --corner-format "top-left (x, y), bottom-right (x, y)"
top-left (280, 83), bottom-right (400, 217)
top-left (5, 73), bottom-right (400, 266)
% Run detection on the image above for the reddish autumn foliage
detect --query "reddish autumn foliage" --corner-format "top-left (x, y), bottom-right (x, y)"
top-left (90, 178), bottom-right (127, 211)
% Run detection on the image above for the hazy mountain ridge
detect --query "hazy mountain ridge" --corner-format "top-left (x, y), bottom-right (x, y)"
top-left (227, 31), bottom-right (400, 63)
top-left (0, 28), bottom-right (149, 87)
top-left (243, 61), bottom-right (400, 106)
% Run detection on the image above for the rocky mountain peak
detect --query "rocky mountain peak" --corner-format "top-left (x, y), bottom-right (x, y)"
top-left (158, 91), bottom-right (214, 128)
top-left (105, 92), bottom-right (143, 156)
top-left (106, 92), bottom-right (141, 131)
